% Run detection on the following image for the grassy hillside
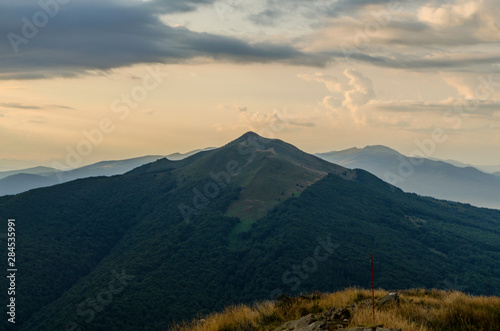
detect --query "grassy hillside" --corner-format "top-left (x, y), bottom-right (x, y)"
top-left (171, 288), bottom-right (500, 331)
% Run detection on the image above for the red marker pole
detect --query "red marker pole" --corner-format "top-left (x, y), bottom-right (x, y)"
top-left (371, 253), bottom-right (375, 324)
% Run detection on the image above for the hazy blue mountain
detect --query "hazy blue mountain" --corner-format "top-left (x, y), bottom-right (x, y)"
top-left (316, 146), bottom-right (500, 209)
top-left (476, 164), bottom-right (500, 173)
top-left (0, 166), bottom-right (58, 180)
top-left (1, 132), bottom-right (498, 330)
top-left (53, 155), bottom-right (165, 182)
top-left (0, 150), bottom-right (216, 196)
top-left (428, 157), bottom-right (500, 174)
top-left (427, 157), bottom-right (470, 168)
top-left (0, 173), bottom-right (56, 196)
top-left (0, 155), bottom-right (164, 196)
top-left (165, 147), bottom-right (216, 160)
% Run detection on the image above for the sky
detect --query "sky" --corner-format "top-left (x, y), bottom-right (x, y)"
top-left (1, 0), bottom-right (500, 170)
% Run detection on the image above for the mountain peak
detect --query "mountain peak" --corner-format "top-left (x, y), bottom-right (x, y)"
top-left (362, 145), bottom-right (400, 154)
top-left (133, 132), bottom-right (354, 221)
top-left (316, 145), bottom-right (400, 159)
top-left (236, 131), bottom-right (260, 141)
top-left (230, 131), bottom-right (272, 145)
top-left (241, 131), bottom-right (259, 138)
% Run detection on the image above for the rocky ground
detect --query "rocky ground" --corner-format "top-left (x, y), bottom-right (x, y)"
top-left (273, 293), bottom-right (402, 331)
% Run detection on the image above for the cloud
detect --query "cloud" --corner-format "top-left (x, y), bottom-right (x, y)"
top-left (301, 68), bottom-right (500, 130)
top-left (0, 102), bottom-right (75, 111)
top-left (303, 0), bottom-right (500, 71)
top-left (297, 73), bottom-right (344, 93)
top-left (339, 97), bottom-right (500, 132)
top-left (288, 119), bottom-right (315, 127)
top-left (323, 0), bottom-right (411, 17)
top-left (343, 69), bottom-right (375, 111)
top-left (322, 95), bottom-right (343, 109)
top-left (0, 102), bottom-right (41, 110)
top-left (249, 8), bottom-right (282, 26)
top-left (28, 119), bottom-right (46, 124)
top-left (1, 0), bottom-right (499, 80)
top-left (147, 0), bottom-right (218, 14)
top-left (441, 72), bottom-right (500, 101)
top-left (218, 104), bottom-right (249, 112)
top-left (239, 108), bottom-right (316, 131)
top-left (372, 98), bottom-right (500, 117)
top-left (300, 69), bottom-right (375, 121)
top-left (417, 1), bottom-right (479, 27)
top-left (47, 104), bottom-right (75, 110)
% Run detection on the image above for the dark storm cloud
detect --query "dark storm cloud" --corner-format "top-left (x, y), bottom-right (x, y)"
top-left (146, 0), bottom-right (217, 14)
top-left (1, 0), bottom-right (498, 79)
top-left (0, 0), bottom-right (327, 80)
top-left (324, 50), bottom-right (500, 71)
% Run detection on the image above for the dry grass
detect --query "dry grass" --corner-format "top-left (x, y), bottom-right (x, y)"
top-left (170, 288), bottom-right (500, 331)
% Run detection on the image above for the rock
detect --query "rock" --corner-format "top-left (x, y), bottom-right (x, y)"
top-left (272, 301), bottom-right (402, 331)
top-left (273, 313), bottom-right (327, 331)
top-left (274, 317), bottom-right (402, 331)
top-left (323, 307), bottom-right (351, 329)
top-left (273, 307), bottom-right (351, 330)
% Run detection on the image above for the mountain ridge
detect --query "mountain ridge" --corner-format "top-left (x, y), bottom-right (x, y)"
top-left (0, 166), bottom-right (57, 179)
top-left (0, 152), bottom-right (214, 196)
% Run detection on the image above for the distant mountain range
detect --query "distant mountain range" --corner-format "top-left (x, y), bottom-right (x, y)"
top-left (0, 159), bottom-right (47, 172)
top-left (427, 157), bottom-right (500, 174)
top-left (0, 155), bottom-right (163, 196)
top-left (0, 148), bottom-right (215, 196)
top-left (0, 166), bottom-right (57, 180)
top-left (1, 132), bottom-right (498, 330)
top-left (316, 146), bottom-right (500, 210)
top-left (164, 148), bottom-right (215, 161)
